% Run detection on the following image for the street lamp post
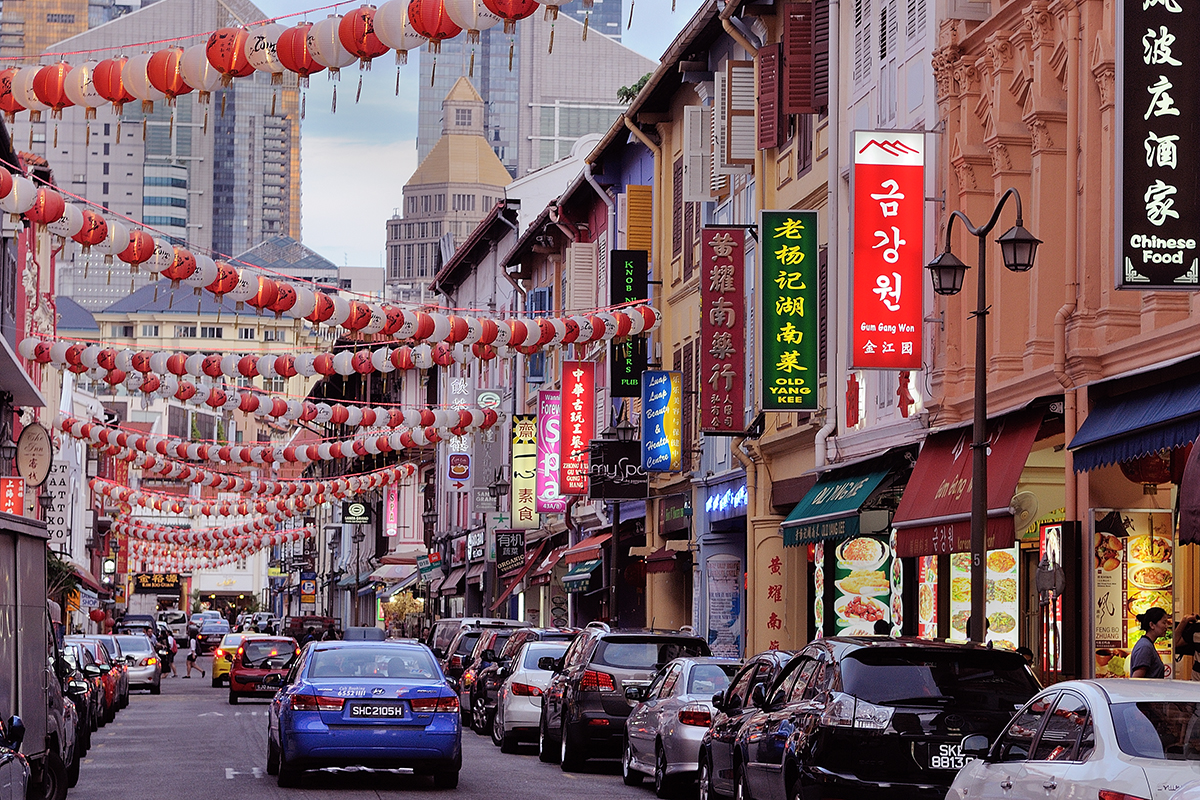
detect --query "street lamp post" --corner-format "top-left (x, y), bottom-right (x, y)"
top-left (926, 187), bottom-right (1041, 644)
top-left (351, 526), bottom-right (366, 627)
top-left (488, 467), bottom-right (510, 613)
top-left (601, 406), bottom-right (639, 625)
top-left (421, 509), bottom-right (438, 624)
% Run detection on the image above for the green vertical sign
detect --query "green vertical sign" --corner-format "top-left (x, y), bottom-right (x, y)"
top-left (760, 210), bottom-right (819, 411)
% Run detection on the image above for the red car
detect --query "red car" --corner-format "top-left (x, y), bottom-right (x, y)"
top-left (228, 636), bottom-right (299, 704)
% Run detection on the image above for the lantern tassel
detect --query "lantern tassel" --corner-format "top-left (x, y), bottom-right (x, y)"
top-left (431, 56), bottom-right (437, 86)
top-left (106, 264), bottom-right (112, 285)
top-left (154, 282), bottom-right (159, 301)
top-left (509, 40), bottom-right (514, 71)
top-left (301, 91), bottom-right (306, 119)
top-left (270, 92), bottom-right (276, 116)
top-left (395, 69), bottom-right (400, 96)
top-left (332, 84), bottom-right (337, 113)
top-left (221, 92), bottom-right (227, 118)
top-left (583, 13), bottom-right (589, 39)
top-left (396, 49), bottom-right (407, 65)
top-left (169, 109), bottom-right (174, 138)
top-left (548, 24), bottom-right (554, 53)
top-left (272, 71), bottom-right (282, 85)
top-left (142, 100), bottom-right (153, 114)
top-left (86, 106), bottom-right (95, 120)
top-left (52, 124), bottom-right (57, 149)
top-left (356, 74), bottom-right (362, 104)
top-left (203, 108), bottom-right (209, 134)
top-left (504, 19), bottom-right (515, 34)
top-left (85, 121), bottom-right (90, 146)
top-left (27, 128), bottom-right (32, 150)
top-left (628, 0), bottom-right (634, 26)
top-left (469, 49), bottom-right (475, 77)
top-left (142, 118), bottom-right (147, 141)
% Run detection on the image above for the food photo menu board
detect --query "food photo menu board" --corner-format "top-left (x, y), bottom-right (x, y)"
top-left (831, 535), bottom-right (892, 635)
top-left (948, 546), bottom-right (1020, 649)
top-left (916, 556), bottom-right (938, 639)
top-left (1094, 510), bottom-right (1174, 679)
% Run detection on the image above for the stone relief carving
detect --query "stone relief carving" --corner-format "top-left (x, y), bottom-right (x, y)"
top-left (989, 142), bottom-right (1013, 172)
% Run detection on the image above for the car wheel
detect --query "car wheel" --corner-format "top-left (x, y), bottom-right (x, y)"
top-left (655, 742), bottom-right (676, 798)
top-left (150, 681), bottom-right (161, 696)
top-left (276, 739), bottom-right (300, 788)
top-left (560, 721), bottom-right (584, 772)
top-left (211, 676), bottom-right (221, 688)
top-left (736, 763), bottom-right (752, 800)
top-left (538, 714), bottom-right (559, 764)
top-left (36, 747), bottom-right (68, 800)
top-left (699, 752), bottom-right (718, 800)
top-left (66, 747), bottom-right (80, 789)
top-left (266, 735), bottom-right (280, 776)
top-left (228, 691), bottom-right (239, 705)
top-left (472, 697), bottom-right (488, 735)
top-left (433, 770), bottom-right (459, 789)
top-left (622, 737), bottom-right (643, 786)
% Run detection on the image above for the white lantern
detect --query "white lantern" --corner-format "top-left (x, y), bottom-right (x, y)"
top-left (186, 253), bottom-right (218, 289)
top-left (330, 295), bottom-right (352, 326)
top-left (307, 15), bottom-right (357, 77)
top-left (374, 0), bottom-right (422, 64)
top-left (443, 0), bottom-right (501, 42)
top-left (98, 219), bottom-right (130, 261)
top-left (0, 176), bottom-right (37, 215)
top-left (123, 53), bottom-right (165, 113)
top-left (47, 204), bottom-right (84, 239)
top-left (64, 61), bottom-right (103, 117)
top-left (333, 351), bottom-right (355, 376)
top-left (371, 348), bottom-right (396, 373)
top-left (288, 286), bottom-right (317, 319)
top-left (246, 23), bottom-right (286, 82)
top-left (226, 270), bottom-right (258, 304)
top-left (179, 45), bottom-right (223, 98)
top-left (13, 67), bottom-right (48, 117)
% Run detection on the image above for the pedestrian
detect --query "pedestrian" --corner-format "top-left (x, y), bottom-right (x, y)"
top-left (158, 628), bottom-right (178, 678)
top-left (321, 626), bottom-right (336, 641)
top-left (184, 630), bottom-right (205, 679)
top-left (1175, 612), bottom-right (1200, 680)
top-left (1016, 646), bottom-right (1034, 667)
top-left (1130, 607), bottom-right (1170, 679)
top-left (300, 627), bottom-right (317, 646)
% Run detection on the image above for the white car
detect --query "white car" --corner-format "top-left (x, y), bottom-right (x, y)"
top-left (490, 640), bottom-right (569, 753)
top-left (949, 679), bottom-right (1200, 800)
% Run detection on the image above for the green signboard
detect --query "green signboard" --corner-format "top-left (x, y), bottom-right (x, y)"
top-left (760, 210), bottom-right (819, 410)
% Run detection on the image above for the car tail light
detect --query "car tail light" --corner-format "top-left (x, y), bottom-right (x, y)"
top-left (140, 657), bottom-right (157, 666)
top-left (511, 682), bottom-right (542, 697)
top-left (450, 655), bottom-right (463, 670)
top-left (410, 695), bottom-right (460, 713)
top-left (215, 648), bottom-right (225, 658)
top-left (580, 670), bottom-right (616, 692)
top-left (678, 705), bottom-right (711, 727)
top-left (819, 692), bottom-right (894, 731)
top-left (291, 694), bottom-right (345, 712)
top-left (462, 669), bottom-right (476, 687)
top-left (1098, 793), bottom-right (1149, 800)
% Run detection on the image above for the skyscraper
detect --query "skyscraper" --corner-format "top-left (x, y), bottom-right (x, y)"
top-left (416, 11), bottom-right (653, 177)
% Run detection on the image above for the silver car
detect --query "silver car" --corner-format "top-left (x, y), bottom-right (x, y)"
top-left (114, 634), bottom-right (162, 694)
top-left (623, 656), bottom-right (741, 797)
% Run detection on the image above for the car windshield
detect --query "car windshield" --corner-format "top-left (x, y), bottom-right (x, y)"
top-left (593, 638), bottom-right (710, 670)
top-left (308, 647), bottom-right (438, 679)
top-left (202, 621), bottom-right (229, 632)
top-left (455, 632), bottom-right (481, 656)
top-left (221, 634), bottom-right (245, 647)
top-left (242, 640), bottom-right (296, 668)
top-left (481, 632), bottom-right (512, 657)
top-left (523, 643), bottom-right (569, 670)
top-left (115, 635), bottom-right (154, 654)
top-left (688, 664), bottom-right (739, 695)
top-left (840, 649), bottom-right (1039, 712)
top-left (91, 637), bottom-right (122, 658)
top-left (1111, 702), bottom-right (1200, 760)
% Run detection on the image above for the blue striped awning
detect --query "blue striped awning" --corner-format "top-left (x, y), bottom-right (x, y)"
top-left (1069, 380), bottom-right (1200, 471)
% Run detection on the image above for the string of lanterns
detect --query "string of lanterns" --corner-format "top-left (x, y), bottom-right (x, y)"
top-left (116, 520), bottom-right (314, 547)
top-left (89, 476), bottom-right (355, 519)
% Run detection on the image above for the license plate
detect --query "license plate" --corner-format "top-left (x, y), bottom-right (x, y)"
top-left (925, 742), bottom-right (965, 771)
top-left (348, 703), bottom-right (407, 719)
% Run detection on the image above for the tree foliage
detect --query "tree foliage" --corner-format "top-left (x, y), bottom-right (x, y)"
top-left (618, 72), bottom-right (653, 104)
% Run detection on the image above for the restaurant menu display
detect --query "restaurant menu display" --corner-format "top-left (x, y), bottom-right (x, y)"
top-left (917, 555), bottom-right (938, 639)
top-left (813, 541), bottom-right (825, 638)
top-left (889, 531), bottom-right (902, 634)
top-left (832, 535), bottom-right (892, 635)
top-left (1094, 510), bottom-right (1174, 679)
top-left (948, 546), bottom-right (1019, 650)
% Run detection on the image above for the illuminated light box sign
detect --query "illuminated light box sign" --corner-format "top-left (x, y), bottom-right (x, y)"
top-left (641, 370), bottom-right (682, 472)
top-left (760, 210), bottom-right (819, 410)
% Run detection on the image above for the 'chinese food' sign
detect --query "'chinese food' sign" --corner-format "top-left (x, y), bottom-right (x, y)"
top-left (700, 227), bottom-right (746, 433)
top-left (511, 415), bottom-right (538, 530)
top-left (852, 130), bottom-right (924, 368)
top-left (760, 210), bottom-right (819, 410)
top-left (641, 370), bottom-right (682, 471)
top-left (1118, 0), bottom-right (1200, 288)
top-left (559, 361), bottom-right (594, 495)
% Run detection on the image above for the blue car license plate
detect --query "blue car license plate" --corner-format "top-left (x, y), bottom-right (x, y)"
top-left (348, 703), bottom-right (407, 719)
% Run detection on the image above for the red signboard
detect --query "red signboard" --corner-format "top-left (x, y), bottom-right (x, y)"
top-left (560, 361), bottom-right (595, 495)
top-left (700, 227), bottom-right (747, 433)
top-left (0, 477), bottom-right (23, 515)
top-left (851, 130), bottom-right (924, 370)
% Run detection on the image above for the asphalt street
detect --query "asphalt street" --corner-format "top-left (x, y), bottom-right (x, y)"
top-left (69, 654), bottom-right (656, 800)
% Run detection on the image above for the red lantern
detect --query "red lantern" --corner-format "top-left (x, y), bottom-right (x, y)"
top-left (25, 188), bottom-right (65, 226)
top-left (72, 209), bottom-right (107, 251)
top-left (382, 305), bottom-right (404, 335)
top-left (93, 57), bottom-right (135, 114)
top-left (407, 0), bottom-right (462, 54)
top-left (118, 229), bottom-right (156, 267)
top-left (1120, 452), bottom-right (1174, 491)
top-left (343, 300), bottom-right (372, 331)
top-left (97, 349), bottom-right (117, 370)
top-left (277, 23), bottom-right (326, 86)
top-left (32, 62), bottom-right (73, 117)
top-left (202, 354), bottom-right (223, 377)
top-left (313, 354), bottom-right (335, 375)
top-left (206, 261), bottom-right (239, 298)
top-left (391, 346), bottom-right (414, 370)
top-left (238, 355), bottom-right (259, 377)
top-left (0, 69), bottom-right (24, 119)
top-left (338, 6), bottom-right (390, 67)
top-left (246, 276), bottom-right (279, 313)
top-left (205, 388), bottom-right (227, 408)
top-left (352, 350), bottom-right (373, 373)
top-left (206, 28), bottom-right (255, 85)
top-left (419, 408), bottom-right (436, 427)
top-left (275, 356), bottom-right (297, 378)
top-left (447, 315), bottom-right (468, 343)
top-left (146, 48), bottom-right (194, 103)
top-left (174, 381), bottom-right (197, 401)
top-left (432, 342), bottom-right (454, 366)
top-left (89, 608), bottom-right (106, 623)
top-left (414, 313), bottom-right (435, 341)
top-left (162, 246), bottom-right (197, 285)
top-left (481, 0), bottom-right (538, 33)
top-left (330, 405), bottom-right (350, 425)
top-left (0, 169), bottom-right (12, 201)
top-left (306, 292), bottom-right (336, 324)
top-left (270, 282), bottom-right (297, 317)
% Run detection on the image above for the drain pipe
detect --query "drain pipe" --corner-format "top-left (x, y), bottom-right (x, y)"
top-left (583, 163), bottom-right (616, 256)
top-left (814, 0), bottom-right (841, 467)
top-left (719, 0), bottom-right (758, 56)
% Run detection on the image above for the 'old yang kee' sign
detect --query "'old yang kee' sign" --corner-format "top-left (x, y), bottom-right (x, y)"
top-left (1119, 0), bottom-right (1200, 288)
top-left (700, 227), bottom-right (747, 434)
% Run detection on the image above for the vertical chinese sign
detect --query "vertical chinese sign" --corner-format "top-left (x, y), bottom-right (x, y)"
top-left (535, 391), bottom-right (567, 513)
top-left (641, 370), bottom-right (682, 471)
top-left (1118, 0), bottom-right (1200, 288)
top-left (852, 130), bottom-right (924, 368)
top-left (511, 415), bottom-right (538, 530)
top-left (610, 250), bottom-right (649, 396)
top-left (700, 228), bottom-right (746, 433)
top-left (560, 361), bottom-right (594, 495)
top-left (0, 477), bottom-right (23, 515)
top-left (760, 210), bottom-right (819, 410)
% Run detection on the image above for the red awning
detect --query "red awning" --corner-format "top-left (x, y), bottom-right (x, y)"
top-left (645, 547), bottom-right (676, 574)
top-left (489, 541), bottom-right (549, 612)
top-left (563, 533), bottom-right (612, 564)
top-left (72, 562), bottom-right (102, 592)
top-left (893, 409), bottom-right (1042, 558)
top-left (527, 544), bottom-right (569, 586)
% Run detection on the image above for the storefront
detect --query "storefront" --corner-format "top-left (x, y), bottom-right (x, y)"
top-left (695, 474), bottom-right (748, 657)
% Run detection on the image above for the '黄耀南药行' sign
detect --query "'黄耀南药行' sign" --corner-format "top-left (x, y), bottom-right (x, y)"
top-left (761, 210), bottom-right (819, 410)
top-left (700, 228), bottom-right (747, 433)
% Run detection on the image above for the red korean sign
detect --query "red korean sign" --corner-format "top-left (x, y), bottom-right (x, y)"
top-left (560, 361), bottom-right (595, 495)
top-left (700, 227), bottom-right (746, 433)
top-left (0, 477), bottom-right (23, 515)
top-left (851, 130), bottom-right (924, 369)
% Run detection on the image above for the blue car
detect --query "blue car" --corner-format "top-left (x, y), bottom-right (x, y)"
top-left (266, 640), bottom-right (462, 789)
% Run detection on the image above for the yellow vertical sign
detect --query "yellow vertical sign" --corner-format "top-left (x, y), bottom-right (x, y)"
top-left (511, 415), bottom-right (539, 530)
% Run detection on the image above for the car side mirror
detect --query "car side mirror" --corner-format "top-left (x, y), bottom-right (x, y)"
top-left (961, 734), bottom-right (991, 760)
top-left (624, 686), bottom-right (647, 702)
top-left (4, 715), bottom-right (24, 750)
top-left (711, 690), bottom-right (725, 711)
top-left (537, 656), bottom-right (559, 672)
top-left (481, 649), bottom-right (496, 662)
top-left (750, 683), bottom-right (767, 709)
top-left (97, 664), bottom-right (111, 674)
top-left (84, 664), bottom-right (101, 678)
top-left (68, 680), bottom-right (89, 695)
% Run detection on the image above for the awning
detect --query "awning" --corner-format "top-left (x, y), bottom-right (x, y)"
top-left (562, 558), bottom-right (602, 593)
top-left (645, 547), bottom-right (676, 574)
top-left (369, 564), bottom-right (416, 583)
top-left (1069, 379), bottom-right (1200, 472)
top-left (781, 469), bottom-right (891, 547)
top-left (439, 566), bottom-right (466, 596)
top-left (69, 560), bottom-right (102, 593)
top-left (490, 541), bottom-right (549, 612)
top-left (337, 569), bottom-right (374, 589)
top-left (426, 571), bottom-right (447, 595)
top-left (563, 533), bottom-right (612, 564)
top-left (0, 334), bottom-right (44, 408)
top-left (466, 562), bottom-right (486, 582)
top-left (386, 570), bottom-right (421, 597)
top-left (894, 409), bottom-right (1042, 558)
top-left (528, 544), bottom-right (569, 586)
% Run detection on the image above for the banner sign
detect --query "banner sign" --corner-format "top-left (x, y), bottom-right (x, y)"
top-left (588, 440), bottom-right (649, 499)
top-left (343, 501), bottom-right (370, 525)
top-left (416, 551), bottom-right (443, 577)
top-left (560, 361), bottom-right (595, 495)
top-left (700, 227), bottom-right (747, 433)
top-left (511, 415), bottom-right (539, 529)
top-left (300, 571), bottom-right (317, 605)
top-left (0, 477), bottom-right (24, 515)
top-left (760, 210), bottom-right (819, 410)
top-left (536, 391), bottom-right (568, 512)
top-left (1118, 0), bottom-right (1200, 288)
top-left (495, 529), bottom-right (526, 575)
top-left (610, 250), bottom-right (649, 396)
top-left (447, 453), bottom-right (471, 484)
top-left (852, 130), bottom-right (924, 368)
top-left (641, 370), bottom-right (683, 472)
top-left (384, 484), bottom-right (399, 537)
top-left (132, 573), bottom-right (180, 594)
top-left (45, 460), bottom-right (69, 548)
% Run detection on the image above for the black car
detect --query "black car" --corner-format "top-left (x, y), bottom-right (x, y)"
top-left (700, 649), bottom-right (797, 800)
top-left (60, 644), bottom-right (103, 757)
top-left (539, 624), bottom-right (711, 771)
top-left (730, 638), bottom-right (1041, 800)
top-left (469, 627), bottom-right (578, 734)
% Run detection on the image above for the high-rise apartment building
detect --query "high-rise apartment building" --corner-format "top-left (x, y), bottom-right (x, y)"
top-left (26, 0), bottom-right (301, 311)
top-left (416, 12), bottom-right (653, 177)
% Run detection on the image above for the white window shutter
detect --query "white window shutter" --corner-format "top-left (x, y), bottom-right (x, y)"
top-left (596, 230), bottom-right (608, 313)
top-left (567, 241), bottom-right (597, 312)
top-left (726, 61), bottom-right (757, 166)
top-left (682, 105), bottom-right (712, 202)
top-left (616, 192), bottom-right (629, 250)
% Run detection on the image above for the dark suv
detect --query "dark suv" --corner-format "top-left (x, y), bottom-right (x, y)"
top-left (469, 627), bottom-right (578, 734)
top-left (731, 638), bottom-right (1040, 800)
top-left (539, 624), bottom-right (710, 771)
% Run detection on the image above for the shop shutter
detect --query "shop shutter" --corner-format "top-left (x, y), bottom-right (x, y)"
top-left (853, 0), bottom-right (873, 86)
top-left (725, 60), bottom-right (757, 166)
top-left (616, 191), bottom-right (628, 249)
top-left (758, 42), bottom-right (784, 149)
top-left (567, 241), bottom-right (597, 312)
top-left (682, 105), bottom-right (713, 201)
top-left (813, 0), bottom-right (830, 109)
top-left (672, 157), bottom-right (684, 259)
top-left (783, 1), bottom-right (815, 114)
top-left (684, 200), bottom-right (696, 282)
top-left (625, 185), bottom-right (653, 255)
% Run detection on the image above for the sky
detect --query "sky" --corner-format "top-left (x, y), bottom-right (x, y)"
top-left (251, 0), bottom-right (704, 269)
